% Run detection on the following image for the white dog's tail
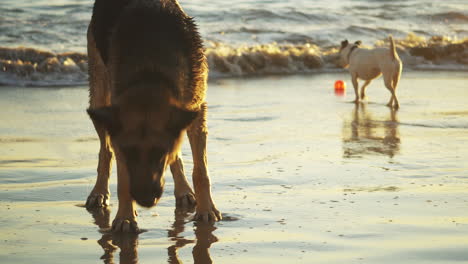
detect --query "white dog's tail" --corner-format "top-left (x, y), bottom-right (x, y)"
top-left (389, 35), bottom-right (398, 60)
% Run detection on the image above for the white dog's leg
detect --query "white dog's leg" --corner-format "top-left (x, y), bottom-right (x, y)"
top-left (351, 74), bottom-right (359, 103)
top-left (386, 97), bottom-right (394, 108)
top-left (391, 94), bottom-right (400, 109)
top-left (360, 80), bottom-right (371, 100)
top-left (392, 71), bottom-right (401, 109)
top-left (384, 75), bottom-right (398, 109)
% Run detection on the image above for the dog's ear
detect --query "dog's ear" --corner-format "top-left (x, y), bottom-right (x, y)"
top-left (354, 40), bottom-right (362, 46)
top-left (87, 106), bottom-right (121, 136)
top-left (168, 106), bottom-right (199, 134)
top-left (341, 40), bottom-right (349, 49)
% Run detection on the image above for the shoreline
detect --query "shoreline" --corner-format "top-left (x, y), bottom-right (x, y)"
top-left (1, 34), bottom-right (467, 87)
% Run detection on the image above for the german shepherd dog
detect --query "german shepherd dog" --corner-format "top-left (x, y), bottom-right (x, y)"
top-left (85, 0), bottom-right (221, 232)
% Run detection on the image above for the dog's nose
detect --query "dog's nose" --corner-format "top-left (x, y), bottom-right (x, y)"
top-left (134, 196), bottom-right (157, 207)
top-left (131, 178), bottom-right (164, 208)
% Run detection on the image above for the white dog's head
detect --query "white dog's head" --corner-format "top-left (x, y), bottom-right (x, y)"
top-left (338, 40), bottom-right (362, 68)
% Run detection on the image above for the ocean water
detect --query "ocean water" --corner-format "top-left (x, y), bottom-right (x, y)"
top-left (0, 0), bottom-right (467, 85)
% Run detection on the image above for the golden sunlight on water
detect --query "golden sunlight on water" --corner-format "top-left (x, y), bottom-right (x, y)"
top-left (1, 72), bottom-right (468, 263)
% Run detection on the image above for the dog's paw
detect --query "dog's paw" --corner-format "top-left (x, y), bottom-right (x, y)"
top-left (86, 192), bottom-right (109, 209)
top-left (194, 206), bottom-right (222, 222)
top-left (175, 192), bottom-right (196, 208)
top-left (112, 218), bottom-right (140, 233)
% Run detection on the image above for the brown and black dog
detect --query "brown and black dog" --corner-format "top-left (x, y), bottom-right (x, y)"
top-left (85, 0), bottom-right (221, 232)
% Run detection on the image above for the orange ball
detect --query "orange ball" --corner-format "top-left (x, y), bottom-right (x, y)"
top-left (334, 80), bottom-right (346, 90)
top-left (334, 80), bottom-right (346, 96)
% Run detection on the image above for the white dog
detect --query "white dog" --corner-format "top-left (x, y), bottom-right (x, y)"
top-left (339, 36), bottom-right (402, 109)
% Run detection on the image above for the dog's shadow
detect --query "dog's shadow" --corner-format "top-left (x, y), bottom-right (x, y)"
top-left (87, 207), bottom-right (217, 264)
top-left (342, 103), bottom-right (400, 158)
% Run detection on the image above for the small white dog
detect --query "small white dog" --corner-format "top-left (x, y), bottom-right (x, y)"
top-left (339, 36), bottom-right (402, 109)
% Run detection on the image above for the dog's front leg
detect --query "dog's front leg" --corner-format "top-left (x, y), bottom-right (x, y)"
top-left (351, 74), bottom-right (360, 103)
top-left (187, 103), bottom-right (221, 222)
top-left (170, 152), bottom-right (196, 208)
top-left (360, 80), bottom-right (371, 100)
top-left (112, 156), bottom-right (139, 233)
top-left (86, 27), bottom-right (112, 209)
top-left (86, 122), bottom-right (112, 208)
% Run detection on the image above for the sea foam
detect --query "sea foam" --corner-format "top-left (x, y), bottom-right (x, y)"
top-left (1, 34), bottom-right (467, 87)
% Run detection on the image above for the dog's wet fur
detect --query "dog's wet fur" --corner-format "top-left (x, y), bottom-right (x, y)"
top-left (86, 0), bottom-right (221, 232)
top-left (339, 36), bottom-right (403, 109)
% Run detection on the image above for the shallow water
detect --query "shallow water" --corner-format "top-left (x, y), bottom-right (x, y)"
top-left (1, 71), bottom-right (468, 263)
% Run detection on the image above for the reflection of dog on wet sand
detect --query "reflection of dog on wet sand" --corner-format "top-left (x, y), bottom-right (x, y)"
top-left (342, 103), bottom-right (400, 158)
top-left (339, 36), bottom-right (403, 109)
top-left (88, 208), bottom-right (217, 263)
top-left (85, 0), bottom-right (221, 232)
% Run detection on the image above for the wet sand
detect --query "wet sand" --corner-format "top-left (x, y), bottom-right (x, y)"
top-left (1, 71), bottom-right (468, 263)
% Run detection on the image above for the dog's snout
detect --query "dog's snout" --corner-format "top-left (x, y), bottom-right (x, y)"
top-left (131, 175), bottom-right (164, 208)
top-left (134, 196), bottom-right (157, 208)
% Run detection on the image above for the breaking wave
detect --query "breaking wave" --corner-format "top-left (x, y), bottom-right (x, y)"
top-left (1, 34), bottom-right (467, 87)
top-left (0, 47), bottom-right (88, 86)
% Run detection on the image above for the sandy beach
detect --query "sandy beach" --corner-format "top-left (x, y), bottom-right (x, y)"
top-left (1, 71), bottom-right (467, 263)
